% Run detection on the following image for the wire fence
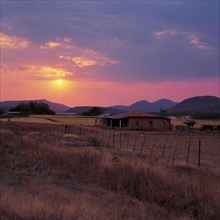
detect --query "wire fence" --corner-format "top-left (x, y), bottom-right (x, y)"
top-left (64, 124), bottom-right (220, 169)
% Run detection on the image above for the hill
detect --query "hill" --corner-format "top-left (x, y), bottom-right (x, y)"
top-left (167, 96), bottom-right (220, 113)
top-left (66, 106), bottom-right (124, 115)
top-left (111, 99), bottom-right (177, 112)
top-left (0, 99), bottom-right (70, 112)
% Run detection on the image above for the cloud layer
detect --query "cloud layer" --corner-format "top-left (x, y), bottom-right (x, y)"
top-left (1, 1), bottom-right (219, 105)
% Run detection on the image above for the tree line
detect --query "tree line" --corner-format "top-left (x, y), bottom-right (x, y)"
top-left (9, 101), bottom-right (55, 115)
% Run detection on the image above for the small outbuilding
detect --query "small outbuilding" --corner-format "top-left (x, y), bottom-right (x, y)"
top-left (101, 111), bottom-right (171, 131)
top-left (94, 113), bottom-right (113, 126)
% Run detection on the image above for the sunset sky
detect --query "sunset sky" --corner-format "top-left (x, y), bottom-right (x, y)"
top-left (1, 0), bottom-right (219, 107)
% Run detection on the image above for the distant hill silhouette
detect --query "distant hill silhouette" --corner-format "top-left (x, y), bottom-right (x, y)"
top-left (167, 96), bottom-right (220, 113)
top-left (1, 96), bottom-right (219, 115)
top-left (111, 99), bottom-right (177, 112)
top-left (66, 106), bottom-right (124, 115)
top-left (0, 99), bottom-right (70, 112)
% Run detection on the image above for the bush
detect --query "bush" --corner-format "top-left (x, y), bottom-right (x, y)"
top-left (184, 120), bottom-right (196, 128)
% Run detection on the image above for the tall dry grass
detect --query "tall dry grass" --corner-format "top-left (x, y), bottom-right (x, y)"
top-left (0, 122), bottom-right (219, 219)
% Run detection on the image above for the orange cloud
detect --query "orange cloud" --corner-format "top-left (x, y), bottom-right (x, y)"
top-left (71, 57), bottom-right (97, 67)
top-left (28, 65), bottom-right (73, 79)
top-left (60, 55), bottom-right (119, 68)
top-left (0, 32), bottom-right (29, 49)
top-left (41, 41), bottom-right (61, 49)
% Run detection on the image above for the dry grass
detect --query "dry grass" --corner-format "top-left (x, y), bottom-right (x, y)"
top-left (1, 115), bottom-right (220, 130)
top-left (171, 119), bottom-right (220, 129)
top-left (0, 122), bottom-right (219, 219)
top-left (0, 115), bottom-right (95, 126)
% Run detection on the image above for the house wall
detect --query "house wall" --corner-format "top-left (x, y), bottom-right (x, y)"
top-left (128, 117), bottom-right (170, 131)
top-left (101, 117), bottom-right (171, 131)
top-left (94, 118), bottom-right (103, 126)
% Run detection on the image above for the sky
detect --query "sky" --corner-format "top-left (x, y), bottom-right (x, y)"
top-left (0, 0), bottom-right (219, 107)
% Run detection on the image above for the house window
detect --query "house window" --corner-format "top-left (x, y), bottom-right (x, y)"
top-left (163, 121), bottom-right (166, 127)
top-left (100, 119), bottom-right (102, 123)
top-left (149, 121), bottom-right (153, 126)
top-left (95, 119), bottom-right (97, 124)
top-left (136, 121), bottom-right (139, 126)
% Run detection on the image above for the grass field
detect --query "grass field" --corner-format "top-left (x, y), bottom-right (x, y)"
top-left (1, 115), bottom-right (220, 129)
top-left (0, 115), bottom-right (95, 126)
top-left (0, 122), bottom-right (219, 219)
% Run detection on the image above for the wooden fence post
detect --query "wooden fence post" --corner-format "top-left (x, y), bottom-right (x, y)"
top-left (150, 136), bottom-right (157, 157)
top-left (64, 124), bottom-right (68, 133)
top-left (140, 134), bottom-right (147, 154)
top-left (186, 138), bottom-right (192, 164)
top-left (173, 136), bottom-right (179, 162)
top-left (107, 129), bottom-right (112, 146)
top-left (113, 130), bottom-right (115, 151)
top-left (198, 139), bottom-right (201, 167)
top-left (133, 133), bottom-right (138, 152)
top-left (127, 134), bottom-right (130, 148)
top-left (161, 136), bottom-right (169, 158)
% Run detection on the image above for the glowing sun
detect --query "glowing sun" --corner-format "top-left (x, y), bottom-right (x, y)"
top-left (57, 79), bottom-right (62, 84)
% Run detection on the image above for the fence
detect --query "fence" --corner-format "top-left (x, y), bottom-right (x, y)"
top-left (63, 124), bottom-right (220, 168)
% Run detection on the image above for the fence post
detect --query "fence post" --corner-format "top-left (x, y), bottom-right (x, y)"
top-left (113, 130), bottom-right (115, 151)
top-left (107, 129), bottom-right (112, 146)
top-left (150, 136), bottom-right (157, 157)
top-left (161, 136), bottom-right (169, 158)
top-left (64, 124), bottom-right (68, 133)
top-left (140, 134), bottom-right (147, 154)
top-left (133, 133), bottom-right (138, 152)
top-left (186, 138), bottom-right (192, 164)
top-left (173, 136), bottom-right (179, 162)
top-left (127, 134), bottom-right (130, 148)
top-left (198, 139), bottom-right (201, 167)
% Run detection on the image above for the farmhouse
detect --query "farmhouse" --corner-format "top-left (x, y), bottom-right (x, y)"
top-left (95, 113), bottom-right (113, 126)
top-left (99, 111), bottom-right (171, 131)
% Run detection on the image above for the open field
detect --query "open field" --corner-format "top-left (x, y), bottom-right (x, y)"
top-left (0, 115), bottom-right (95, 126)
top-left (0, 122), bottom-right (219, 219)
top-left (1, 115), bottom-right (220, 129)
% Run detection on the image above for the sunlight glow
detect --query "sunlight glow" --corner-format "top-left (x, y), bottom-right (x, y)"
top-left (57, 79), bottom-right (62, 84)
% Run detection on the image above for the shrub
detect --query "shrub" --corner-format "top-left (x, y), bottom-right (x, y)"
top-left (184, 120), bottom-right (196, 128)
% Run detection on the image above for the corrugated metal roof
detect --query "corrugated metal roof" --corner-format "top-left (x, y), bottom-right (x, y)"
top-left (107, 111), bottom-right (162, 119)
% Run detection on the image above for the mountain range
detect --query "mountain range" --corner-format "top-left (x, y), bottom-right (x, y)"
top-left (167, 96), bottom-right (220, 113)
top-left (111, 99), bottom-right (177, 112)
top-left (0, 96), bottom-right (219, 114)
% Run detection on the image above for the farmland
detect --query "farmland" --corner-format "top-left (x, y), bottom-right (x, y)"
top-left (0, 120), bottom-right (219, 220)
top-left (0, 115), bottom-right (95, 126)
top-left (1, 114), bottom-right (220, 128)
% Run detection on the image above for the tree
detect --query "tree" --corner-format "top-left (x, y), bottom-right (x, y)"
top-left (9, 101), bottom-right (55, 115)
top-left (9, 102), bottom-right (30, 114)
top-left (82, 107), bottom-right (104, 116)
top-left (0, 108), bottom-right (5, 115)
top-left (159, 109), bottom-right (168, 116)
top-left (184, 120), bottom-right (196, 128)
